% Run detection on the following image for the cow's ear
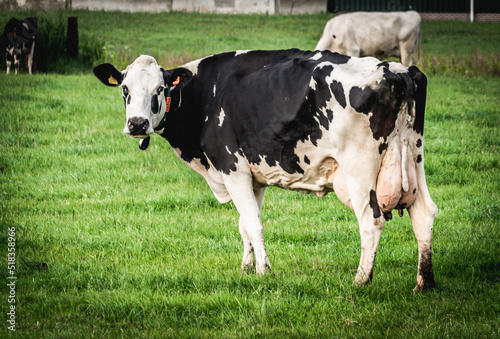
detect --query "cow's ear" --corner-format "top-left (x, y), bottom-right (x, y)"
top-left (162, 67), bottom-right (193, 89)
top-left (93, 63), bottom-right (123, 87)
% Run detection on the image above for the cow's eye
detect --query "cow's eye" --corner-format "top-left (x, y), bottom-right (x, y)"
top-left (156, 86), bottom-right (164, 96)
top-left (122, 86), bottom-right (129, 97)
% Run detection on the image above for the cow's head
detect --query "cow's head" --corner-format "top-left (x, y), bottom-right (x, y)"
top-left (93, 55), bottom-right (192, 146)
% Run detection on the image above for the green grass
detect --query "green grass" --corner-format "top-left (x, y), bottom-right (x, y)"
top-left (0, 10), bottom-right (499, 338)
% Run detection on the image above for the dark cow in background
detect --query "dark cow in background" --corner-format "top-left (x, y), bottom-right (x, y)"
top-left (94, 49), bottom-right (438, 291)
top-left (2, 17), bottom-right (37, 74)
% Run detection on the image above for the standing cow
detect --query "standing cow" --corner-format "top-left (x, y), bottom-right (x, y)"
top-left (94, 49), bottom-right (437, 291)
top-left (2, 17), bottom-right (37, 75)
top-left (315, 11), bottom-right (421, 66)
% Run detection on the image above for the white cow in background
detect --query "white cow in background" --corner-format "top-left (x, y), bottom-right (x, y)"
top-left (315, 11), bottom-right (421, 66)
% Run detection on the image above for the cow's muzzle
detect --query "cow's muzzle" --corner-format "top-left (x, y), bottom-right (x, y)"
top-left (127, 117), bottom-right (149, 137)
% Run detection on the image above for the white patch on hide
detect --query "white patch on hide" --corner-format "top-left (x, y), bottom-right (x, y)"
top-left (235, 50), bottom-right (251, 56)
top-left (310, 52), bottom-right (323, 60)
top-left (181, 56), bottom-right (207, 75)
top-left (218, 108), bottom-right (226, 127)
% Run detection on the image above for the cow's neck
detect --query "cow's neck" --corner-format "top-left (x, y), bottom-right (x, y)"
top-left (157, 83), bottom-right (209, 169)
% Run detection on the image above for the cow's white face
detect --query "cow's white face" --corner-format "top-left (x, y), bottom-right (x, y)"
top-left (93, 55), bottom-right (167, 138)
top-left (120, 56), bottom-right (166, 137)
top-left (94, 55), bottom-right (193, 146)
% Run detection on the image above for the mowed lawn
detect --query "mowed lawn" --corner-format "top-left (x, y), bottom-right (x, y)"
top-left (0, 10), bottom-right (499, 338)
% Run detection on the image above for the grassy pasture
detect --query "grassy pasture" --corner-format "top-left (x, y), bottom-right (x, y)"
top-left (1, 11), bottom-right (499, 74)
top-left (0, 10), bottom-right (499, 338)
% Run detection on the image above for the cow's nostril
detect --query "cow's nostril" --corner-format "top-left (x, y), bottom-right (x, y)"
top-left (138, 118), bottom-right (148, 130)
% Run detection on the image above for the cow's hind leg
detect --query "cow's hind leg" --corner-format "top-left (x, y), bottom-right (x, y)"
top-left (353, 193), bottom-right (386, 285)
top-left (223, 172), bottom-right (270, 274)
top-left (408, 164), bottom-right (438, 292)
top-left (344, 174), bottom-right (386, 285)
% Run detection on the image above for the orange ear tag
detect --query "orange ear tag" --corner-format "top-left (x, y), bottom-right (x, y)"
top-left (165, 97), bottom-right (171, 113)
top-left (172, 76), bottom-right (180, 86)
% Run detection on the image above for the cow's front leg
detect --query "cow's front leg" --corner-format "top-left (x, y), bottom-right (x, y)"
top-left (239, 187), bottom-right (267, 272)
top-left (239, 222), bottom-right (255, 273)
top-left (6, 51), bottom-right (13, 75)
top-left (408, 165), bottom-right (438, 292)
top-left (27, 43), bottom-right (35, 75)
top-left (14, 54), bottom-right (20, 75)
top-left (400, 40), bottom-right (417, 67)
top-left (223, 172), bottom-right (270, 274)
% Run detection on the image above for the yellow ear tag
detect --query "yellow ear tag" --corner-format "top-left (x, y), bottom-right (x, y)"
top-left (108, 75), bottom-right (118, 85)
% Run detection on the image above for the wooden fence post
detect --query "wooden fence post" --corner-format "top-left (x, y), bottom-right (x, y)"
top-left (67, 16), bottom-right (78, 58)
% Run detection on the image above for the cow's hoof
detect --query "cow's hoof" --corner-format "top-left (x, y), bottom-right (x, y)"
top-left (353, 280), bottom-right (372, 287)
top-left (413, 280), bottom-right (437, 293)
top-left (256, 264), bottom-right (271, 275)
top-left (353, 268), bottom-right (373, 286)
top-left (241, 262), bottom-right (256, 274)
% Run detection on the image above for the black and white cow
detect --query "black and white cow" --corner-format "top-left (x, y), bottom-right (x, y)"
top-left (2, 17), bottom-right (37, 75)
top-left (94, 49), bottom-right (438, 291)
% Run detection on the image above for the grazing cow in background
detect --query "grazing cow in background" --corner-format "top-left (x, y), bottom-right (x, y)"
top-left (315, 11), bottom-right (421, 66)
top-left (2, 17), bottom-right (37, 75)
top-left (93, 49), bottom-right (437, 291)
